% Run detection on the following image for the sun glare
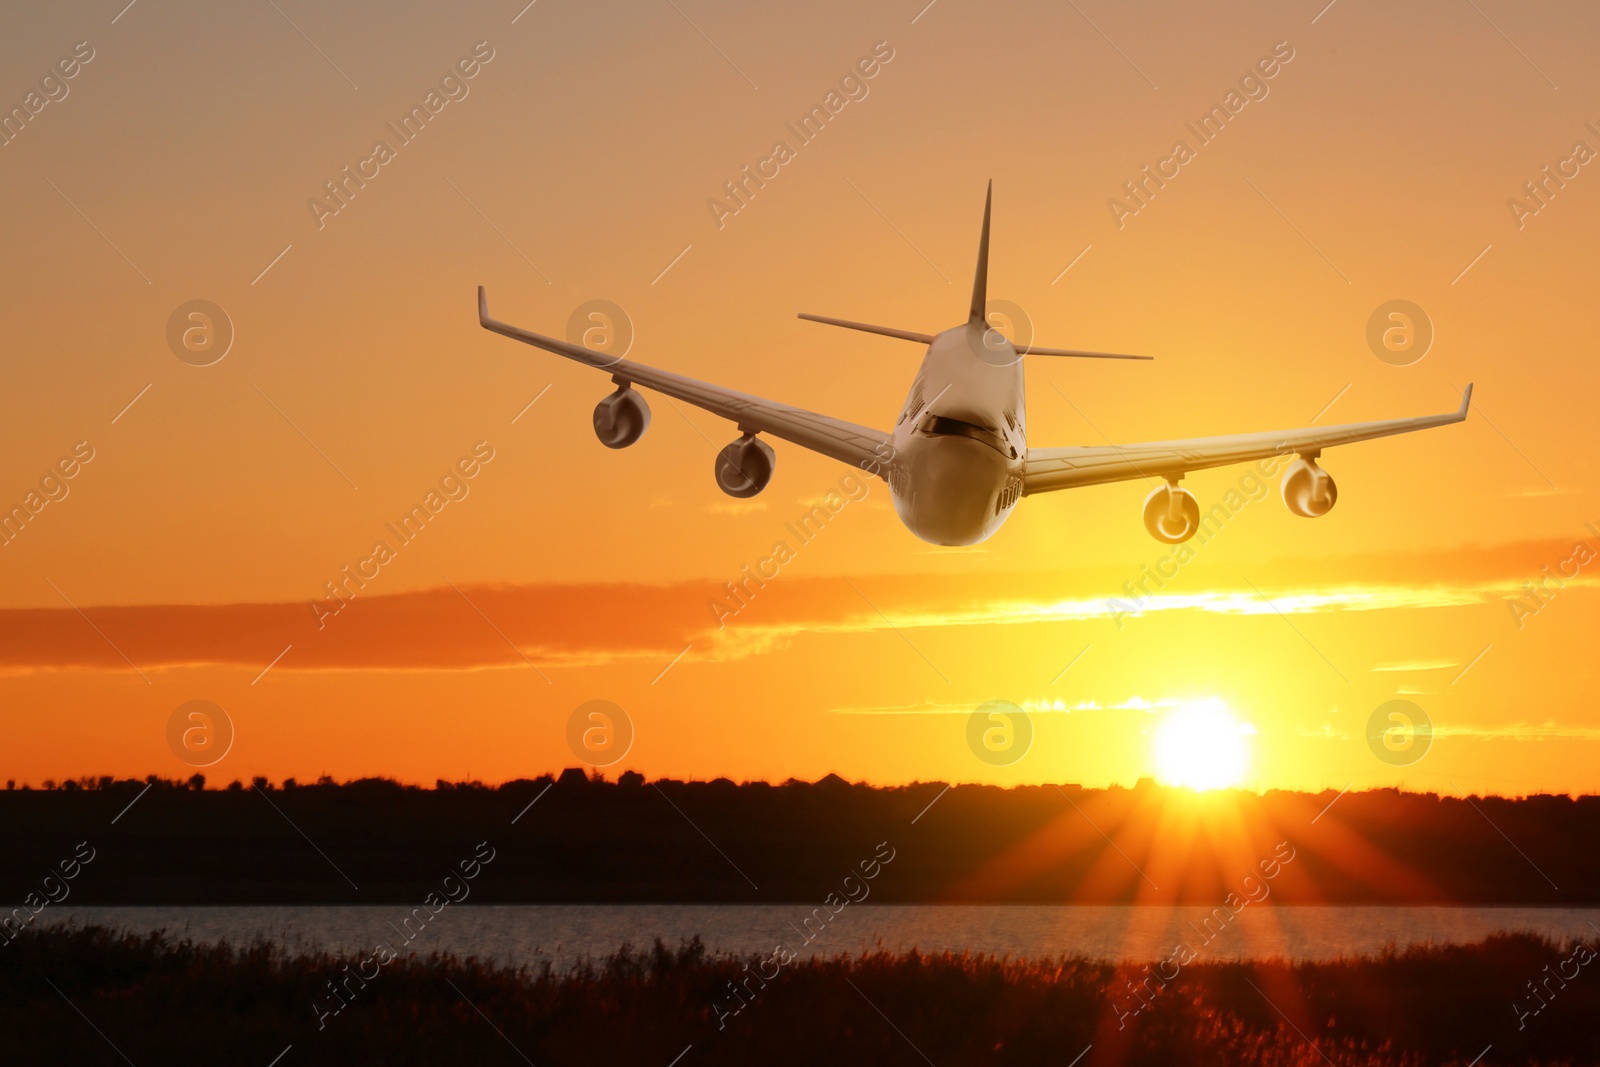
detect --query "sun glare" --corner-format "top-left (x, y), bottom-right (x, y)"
top-left (1153, 700), bottom-right (1252, 790)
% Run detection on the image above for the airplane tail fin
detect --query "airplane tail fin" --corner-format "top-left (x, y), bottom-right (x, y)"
top-left (799, 184), bottom-right (1156, 360)
top-left (971, 181), bottom-right (1155, 360)
top-left (969, 179), bottom-right (992, 323)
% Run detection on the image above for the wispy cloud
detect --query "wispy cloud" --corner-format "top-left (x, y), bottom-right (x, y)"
top-left (706, 500), bottom-right (768, 516)
top-left (4, 537), bottom-right (1595, 674)
top-left (1302, 721), bottom-right (1600, 742)
top-left (832, 697), bottom-right (1228, 713)
top-left (1504, 486), bottom-right (1583, 498)
top-left (832, 696), bottom-right (1184, 716)
top-left (1371, 660), bottom-right (1460, 673)
top-left (1435, 722), bottom-right (1600, 741)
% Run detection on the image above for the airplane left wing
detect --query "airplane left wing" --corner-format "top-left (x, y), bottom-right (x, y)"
top-left (478, 288), bottom-right (892, 473)
top-left (1023, 385), bottom-right (1472, 494)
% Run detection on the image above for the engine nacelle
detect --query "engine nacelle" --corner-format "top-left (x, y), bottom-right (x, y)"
top-left (593, 384), bottom-right (650, 449)
top-left (1281, 457), bottom-right (1337, 518)
top-left (1142, 484), bottom-right (1200, 544)
top-left (715, 434), bottom-right (776, 498)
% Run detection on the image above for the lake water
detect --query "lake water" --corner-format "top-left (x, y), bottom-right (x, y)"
top-left (39, 904), bottom-right (1600, 969)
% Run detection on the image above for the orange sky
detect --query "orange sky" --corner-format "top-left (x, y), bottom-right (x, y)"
top-left (1, 0), bottom-right (1597, 794)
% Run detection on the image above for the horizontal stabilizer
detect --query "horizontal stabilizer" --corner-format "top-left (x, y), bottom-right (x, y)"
top-left (1018, 345), bottom-right (1154, 361)
top-left (797, 313), bottom-right (935, 346)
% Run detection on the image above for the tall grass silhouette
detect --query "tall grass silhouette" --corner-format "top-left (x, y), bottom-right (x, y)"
top-left (5, 924), bottom-right (1597, 1064)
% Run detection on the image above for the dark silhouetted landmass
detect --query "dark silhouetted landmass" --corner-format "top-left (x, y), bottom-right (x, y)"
top-left (3, 773), bottom-right (1596, 904)
top-left (4, 924), bottom-right (1594, 1066)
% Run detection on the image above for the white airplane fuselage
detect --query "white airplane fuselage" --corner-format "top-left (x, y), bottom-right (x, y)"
top-left (887, 322), bottom-right (1026, 546)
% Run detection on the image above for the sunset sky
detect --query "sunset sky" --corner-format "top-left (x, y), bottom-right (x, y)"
top-left (2, 0), bottom-right (1597, 795)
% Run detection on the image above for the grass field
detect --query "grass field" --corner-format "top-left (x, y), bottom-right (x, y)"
top-left (5, 923), bottom-right (1594, 1065)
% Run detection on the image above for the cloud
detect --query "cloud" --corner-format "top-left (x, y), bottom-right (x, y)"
top-left (706, 500), bottom-right (768, 516)
top-left (1299, 721), bottom-right (1600, 743)
top-left (0, 583), bottom-right (717, 675)
top-left (4, 536), bottom-right (1594, 674)
top-left (832, 696), bottom-right (1180, 716)
top-left (1433, 722), bottom-right (1600, 741)
top-left (1371, 660), bottom-right (1460, 672)
top-left (1504, 486), bottom-right (1583, 498)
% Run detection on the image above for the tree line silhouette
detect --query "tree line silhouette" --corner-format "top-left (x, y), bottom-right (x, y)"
top-left (3, 772), bottom-right (1594, 904)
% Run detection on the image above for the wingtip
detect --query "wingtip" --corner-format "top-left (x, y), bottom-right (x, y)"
top-left (1460, 382), bottom-right (1474, 415)
top-left (477, 285), bottom-right (489, 325)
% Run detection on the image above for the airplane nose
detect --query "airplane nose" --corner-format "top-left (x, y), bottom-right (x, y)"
top-left (897, 434), bottom-right (1009, 546)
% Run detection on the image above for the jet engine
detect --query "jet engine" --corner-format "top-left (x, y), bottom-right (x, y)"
top-left (593, 384), bottom-right (650, 449)
top-left (1281, 457), bottom-right (1337, 518)
top-left (1142, 483), bottom-right (1200, 544)
top-left (715, 433), bottom-right (776, 498)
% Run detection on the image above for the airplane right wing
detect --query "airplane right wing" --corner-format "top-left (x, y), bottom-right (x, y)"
top-left (479, 288), bottom-right (893, 474)
top-left (1023, 385), bottom-right (1472, 494)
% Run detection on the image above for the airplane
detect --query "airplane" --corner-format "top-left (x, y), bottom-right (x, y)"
top-left (477, 182), bottom-right (1472, 547)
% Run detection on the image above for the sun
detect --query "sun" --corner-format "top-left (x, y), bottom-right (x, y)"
top-left (1152, 700), bottom-right (1253, 790)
